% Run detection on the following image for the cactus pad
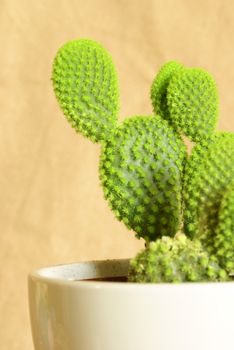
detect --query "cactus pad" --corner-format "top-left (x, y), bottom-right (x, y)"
top-left (52, 39), bottom-right (119, 142)
top-left (167, 68), bottom-right (219, 142)
top-left (184, 132), bottom-right (234, 250)
top-left (150, 61), bottom-right (184, 119)
top-left (99, 115), bottom-right (186, 241)
top-left (128, 234), bottom-right (228, 283)
top-left (213, 187), bottom-right (234, 273)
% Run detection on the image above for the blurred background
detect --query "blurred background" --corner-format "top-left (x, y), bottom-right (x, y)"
top-left (1, 0), bottom-right (234, 348)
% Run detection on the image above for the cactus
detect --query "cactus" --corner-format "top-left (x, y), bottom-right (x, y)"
top-left (151, 61), bottom-right (184, 119)
top-left (183, 132), bottom-right (234, 252)
top-left (128, 234), bottom-right (228, 283)
top-left (151, 65), bottom-right (219, 142)
top-left (167, 68), bottom-right (218, 142)
top-left (52, 39), bottom-right (186, 242)
top-left (100, 115), bottom-right (186, 241)
top-left (52, 39), bottom-right (119, 143)
top-left (52, 38), bottom-right (234, 283)
top-left (213, 186), bottom-right (234, 273)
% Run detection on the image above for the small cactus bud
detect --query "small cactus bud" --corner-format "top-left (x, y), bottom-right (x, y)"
top-left (128, 234), bottom-right (229, 283)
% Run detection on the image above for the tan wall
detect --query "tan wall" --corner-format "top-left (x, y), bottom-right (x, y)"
top-left (1, 0), bottom-right (234, 348)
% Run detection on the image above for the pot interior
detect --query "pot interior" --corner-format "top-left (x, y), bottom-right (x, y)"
top-left (35, 259), bottom-right (130, 282)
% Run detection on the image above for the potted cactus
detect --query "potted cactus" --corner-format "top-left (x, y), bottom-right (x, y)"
top-left (28, 39), bottom-right (234, 350)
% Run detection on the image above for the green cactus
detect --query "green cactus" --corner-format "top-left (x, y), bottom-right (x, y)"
top-left (151, 64), bottom-right (219, 142)
top-left (52, 39), bottom-right (186, 242)
top-left (167, 68), bottom-right (219, 142)
top-left (53, 38), bottom-right (234, 283)
top-left (213, 186), bottom-right (234, 273)
top-left (100, 115), bottom-right (186, 241)
top-left (151, 61), bottom-right (184, 119)
top-left (183, 132), bottom-right (234, 250)
top-left (52, 39), bottom-right (119, 143)
top-left (128, 234), bottom-right (229, 283)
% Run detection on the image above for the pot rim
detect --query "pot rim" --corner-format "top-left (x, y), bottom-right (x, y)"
top-left (28, 258), bottom-right (234, 289)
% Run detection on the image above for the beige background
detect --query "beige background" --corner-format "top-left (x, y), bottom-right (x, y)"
top-left (1, 0), bottom-right (234, 349)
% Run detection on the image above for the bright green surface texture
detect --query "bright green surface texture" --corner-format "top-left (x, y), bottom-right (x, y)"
top-left (100, 115), bottom-right (186, 241)
top-left (128, 234), bottom-right (228, 283)
top-left (52, 39), bottom-right (234, 273)
top-left (167, 68), bottom-right (218, 142)
top-left (52, 39), bottom-right (119, 142)
top-left (150, 61), bottom-right (184, 119)
top-left (214, 187), bottom-right (234, 273)
top-left (184, 132), bottom-right (234, 250)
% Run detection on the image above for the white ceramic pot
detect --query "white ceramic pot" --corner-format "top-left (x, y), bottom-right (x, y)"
top-left (28, 259), bottom-right (234, 350)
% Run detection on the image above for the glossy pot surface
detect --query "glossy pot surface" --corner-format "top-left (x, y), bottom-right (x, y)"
top-left (28, 259), bottom-right (234, 350)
